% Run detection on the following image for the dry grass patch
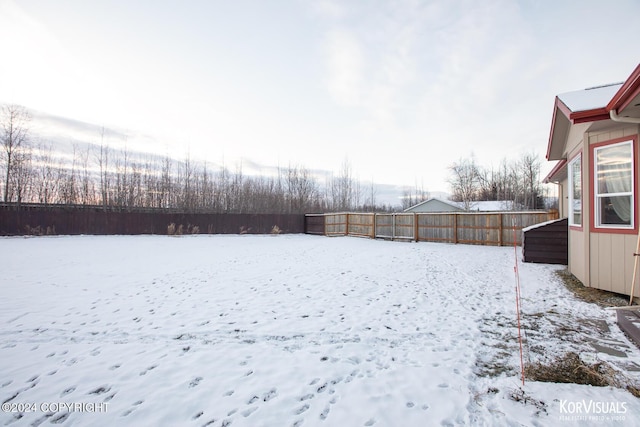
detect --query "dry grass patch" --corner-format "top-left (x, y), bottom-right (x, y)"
top-left (555, 269), bottom-right (630, 308)
top-left (526, 352), bottom-right (640, 398)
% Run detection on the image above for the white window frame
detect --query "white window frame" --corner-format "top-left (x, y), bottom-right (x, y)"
top-left (568, 154), bottom-right (582, 227)
top-left (593, 140), bottom-right (634, 230)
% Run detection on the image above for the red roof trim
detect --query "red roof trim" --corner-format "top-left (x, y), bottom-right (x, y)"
top-left (546, 97), bottom-right (572, 160)
top-left (607, 63), bottom-right (640, 113)
top-left (543, 158), bottom-right (567, 183)
top-left (556, 97), bottom-right (572, 119)
top-left (569, 107), bottom-right (610, 124)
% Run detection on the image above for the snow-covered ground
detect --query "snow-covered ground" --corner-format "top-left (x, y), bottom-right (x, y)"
top-left (1, 234), bottom-right (639, 426)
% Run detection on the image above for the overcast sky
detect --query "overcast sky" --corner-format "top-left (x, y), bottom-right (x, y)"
top-left (1, 0), bottom-right (639, 197)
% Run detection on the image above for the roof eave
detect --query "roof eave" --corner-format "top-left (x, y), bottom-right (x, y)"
top-left (569, 108), bottom-right (610, 124)
top-left (607, 63), bottom-right (640, 113)
top-left (543, 159), bottom-right (567, 184)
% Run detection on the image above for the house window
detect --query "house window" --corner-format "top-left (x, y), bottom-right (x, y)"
top-left (568, 154), bottom-right (581, 226)
top-left (594, 140), bottom-right (633, 228)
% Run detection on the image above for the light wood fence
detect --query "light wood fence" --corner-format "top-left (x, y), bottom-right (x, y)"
top-left (305, 211), bottom-right (559, 246)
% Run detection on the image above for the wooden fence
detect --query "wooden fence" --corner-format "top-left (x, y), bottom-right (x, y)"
top-left (305, 211), bottom-right (559, 246)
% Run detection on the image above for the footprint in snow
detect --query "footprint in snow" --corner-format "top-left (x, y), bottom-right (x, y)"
top-left (242, 407), bottom-right (257, 417)
top-left (189, 377), bottom-right (203, 388)
top-left (263, 388), bottom-right (277, 402)
top-left (60, 386), bottom-right (76, 397)
top-left (320, 406), bottom-right (330, 420)
top-left (139, 364), bottom-right (158, 376)
top-left (364, 418), bottom-right (376, 426)
top-left (88, 385), bottom-right (111, 395)
top-left (121, 400), bottom-right (143, 416)
top-left (50, 412), bottom-right (70, 424)
top-left (294, 404), bottom-right (310, 415)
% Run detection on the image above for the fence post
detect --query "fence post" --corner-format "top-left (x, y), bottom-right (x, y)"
top-left (346, 213), bottom-right (350, 236)
top-left (453, 214), bottom-right (458, 244)
top-left (324, 214), bottom-right (328, 236)
top-left (392, 214), bottom-right (396, 241)
top-left (499, 213), bottom-right (503, 246)
top-left (414, 213), bottom-right (418, 242)
top-left (372, 213), bottom-right (376, 239)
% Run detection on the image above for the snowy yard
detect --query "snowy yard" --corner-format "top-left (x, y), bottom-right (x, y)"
top-left (1, 234), bottom-right (639, 426)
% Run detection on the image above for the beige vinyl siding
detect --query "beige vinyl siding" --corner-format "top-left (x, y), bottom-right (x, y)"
top-left (589, 232), bottom-right (636, 295)
top-left (586, 124), bottom-right (640, 296)
top-left (569, 228), bottom-right (587, 285)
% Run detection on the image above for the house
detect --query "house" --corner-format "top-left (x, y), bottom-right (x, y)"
top-left (544, 63), bottom-right (640, 298)
top-left (404, 198), bottom-right (514, 213)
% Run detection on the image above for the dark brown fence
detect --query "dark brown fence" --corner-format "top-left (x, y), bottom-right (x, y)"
top-left (305, 211), bottom-right (559, 246)
top-left (0, 204), bottom-right (305, 235)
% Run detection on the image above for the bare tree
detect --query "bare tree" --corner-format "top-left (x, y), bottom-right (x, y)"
top-left (8, 145), bottom-right (33, 205)
top-left (96, 128), bottom-right (111, 208)
top-left (34, 142), bottom-right (59, 204)
top-left (448, 155), bottom-right (480, 210)
top-left (329, 158), bottom-right (356, 211)
top-left (285, 164), bottom-right (319, 213)
top-left (0, 104), bottom-right (31, 202)
top-left (519, 151), bottom-right (542, 210)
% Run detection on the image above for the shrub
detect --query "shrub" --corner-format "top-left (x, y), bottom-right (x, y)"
top-left (167, 223), bottom-right (176, 235)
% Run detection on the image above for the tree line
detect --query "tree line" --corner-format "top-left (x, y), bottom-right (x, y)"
top-left (0, 104), bottom-right (400, 213)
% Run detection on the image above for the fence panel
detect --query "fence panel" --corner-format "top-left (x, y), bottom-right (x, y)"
top-left (304, 214), bottom-right (326, 235)
top-left (374, 214), bottom-right (394, 239)
top-left (325, 213), bottom-right (347, 236)
top-left (393, 214), bottom-right (415, 240)
top-left (456, 213), bottom-right (501, 245)
top-left (347, 213), bottom-right (375, 238)
top-left (417, 213), bottom-right (456, 243)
